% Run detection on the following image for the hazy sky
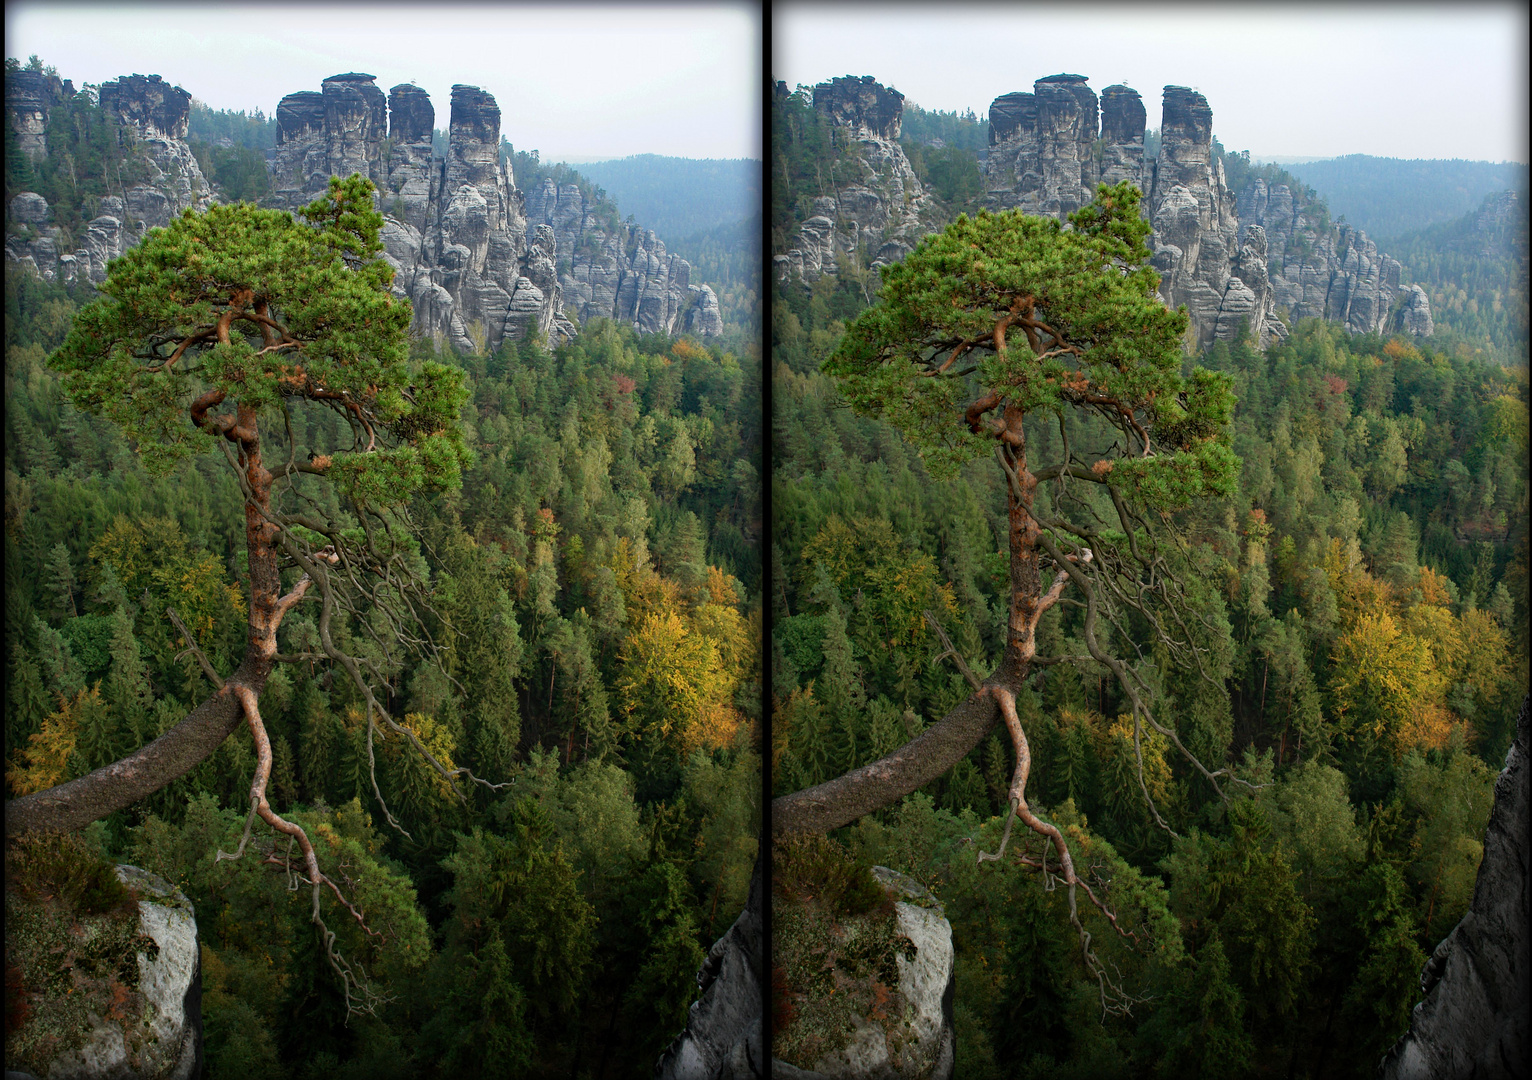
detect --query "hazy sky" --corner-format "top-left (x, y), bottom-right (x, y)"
top-left (6, 3), bottom-right (761, 162)
top-left (776, 5), bottom-right (1528, 164)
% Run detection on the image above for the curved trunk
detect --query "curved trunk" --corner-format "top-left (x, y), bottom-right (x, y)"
top-left (7, 403), bottom-right (284, 836)
top-left (4, 659), bottom-right (267, 835)
top-left (773, 430), bottom-right (1043, 835)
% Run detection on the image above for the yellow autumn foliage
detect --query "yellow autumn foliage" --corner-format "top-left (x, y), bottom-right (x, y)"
top-left (6, 686), bottom-right (97, 796)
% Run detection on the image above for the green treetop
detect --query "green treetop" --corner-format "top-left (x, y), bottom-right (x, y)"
top-left (49, 173), bottom-right (469, 501)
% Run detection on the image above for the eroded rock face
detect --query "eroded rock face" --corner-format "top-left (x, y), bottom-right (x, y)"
top-left (4, 72), bottom-right (212, 288)
top-left (775, 78), bottom-right (934, 286)
top-left (1236, 176), bottom-right (1425, 337)
top-left (1099, 84), bottom-right (1146, 189)
top-left (522, 177), bottom-right (718, 337)
top-left (6, 66), bottom-right (723, 344)
top-left (1143, 85), bottom-right (1283, 349)
top-left (273, 74), bottom-right (567, 350)
top-left (984, 74), bottom-right (1102, 218)
top-left (98, 74), bottom-right (214, 238)
top-left (271, 73), bottom-right (716, 346)
top-left (656, 860), bottom-right (765, 1080)
top-left (1380, 695), bottom-right (1529, 1080)
top-left (4, 69), bottom-right (72, 161)
top-left (980, 77), bottom-right (1284, 348)
top-left (5, 865), bottom-right (202, 1080)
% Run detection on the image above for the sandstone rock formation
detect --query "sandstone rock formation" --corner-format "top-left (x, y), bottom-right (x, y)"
top-left (4, 68), bottom-right (73, 162)
top-left (269, 74), bottom-right (564, 350)
top-left (5, 65), bottom-right (723, 348)
top-left (980, 75), bottom-right (1431, 348)
top-left (773, 867), bottom-right (955, 1080)
top-left (981, 78), bottom-right (1284, 348)
top-left (774, 77), bottom-right (934, 286)
top-left (1235, 176), bottom-right (1425, 337)
top-left (656, 859), bottom-right (765, 1079)
top-left (524, 178), bottom-right (724, 337)
top-left (984, 74), bottom-right (1100, 218)
top-left (98, 75), bottom-right (215, 235)
top-left (1379, 694), bottom-right (1529, 1080)
top-left (5, 865), bottom-right (203, 1080)
top-left (3, 72), bottom-right (212, 289)
top-left (1140, 85), bottom-right (1278, 349)
top-left (269, 73), bottom-right (720, 347)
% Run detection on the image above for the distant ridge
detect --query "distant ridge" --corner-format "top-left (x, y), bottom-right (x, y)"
top-left (564, 155), bottom-right (760, 250)
top-left (1280, 155), bottom-right (1529, 241)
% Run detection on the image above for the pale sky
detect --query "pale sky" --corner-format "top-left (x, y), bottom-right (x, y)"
top-left (6, 3), bottom-right (761, 162)
top-left (776, 5), bottom-right (1528, 164)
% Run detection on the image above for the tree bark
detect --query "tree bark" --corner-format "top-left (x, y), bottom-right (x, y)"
top-left (773, 422), bottom-right (1044, 836)
top-left (7, 400), bottom-right (285, 836)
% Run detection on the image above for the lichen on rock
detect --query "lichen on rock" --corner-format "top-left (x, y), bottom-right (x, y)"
top-left (772, 836), bottom-right (954, 1080)
top-left (4, 834), bottom-right (201, 1080)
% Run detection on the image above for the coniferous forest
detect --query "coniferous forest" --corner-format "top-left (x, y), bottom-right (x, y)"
top-left (769, 77), bottom-right (1528, 1080)
top-left (5, 53), bottom-right (762, 1076)
top-left (3, 34), bottom-right (1530, 1080)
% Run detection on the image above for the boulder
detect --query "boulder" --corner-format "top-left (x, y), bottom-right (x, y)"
top-left (5, 863), bottom-right (202, 1080)
top-left (1380, 695), bottom-right (1529, 1080)
top-left (773, 866), bottom-right (954, 1080)
top-left (8, 192), bottom-right (52, 226)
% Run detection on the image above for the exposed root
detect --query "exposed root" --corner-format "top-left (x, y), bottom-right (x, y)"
top-left (978, 683), bottom-right (1146, 1019)
top-left (214, 680), bottom-right (385, 1019)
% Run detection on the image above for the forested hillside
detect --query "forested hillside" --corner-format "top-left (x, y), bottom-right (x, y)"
top-left (570, 155), bottom-right (759, 246)
top-left (773, 218), bottom-right (1527, 1076)
top-left (1384, 190), bottom-right (1529, 353)
top-left (1283, 155), bottom-right (1528, 241)
top-left (5, 239), bottom-right (761, 1077)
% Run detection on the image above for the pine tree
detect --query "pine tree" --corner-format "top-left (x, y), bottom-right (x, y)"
top-left (6, 638), bottom-right (52, 762)
top-left (45, 541), bottom-right (77, 622)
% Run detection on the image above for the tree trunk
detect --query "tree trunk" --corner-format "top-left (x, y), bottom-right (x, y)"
top-left (773, 426), bottom-right (1041, 836)
top-left (7, 402), bottom-right (283, 836)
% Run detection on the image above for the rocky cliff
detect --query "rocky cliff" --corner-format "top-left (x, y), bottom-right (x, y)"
top-left (981, 78), bottom-right (1285, 349)
top-left (656, 858), bottom-right (765, 1079)
top-left (972, 73), bottom-right (1430, 350)
top-left (5, 67), bottom-right (722, 348)
top-left (1379, 694), bottom-right (1528, 1079)
top-left (1236, 177), bottom-right (1429, 338)
top-left (5, 863), bottom-right (203, 1080)
top-left (4, 69), bottom-right (74, 162)
top-left (774, 77), bottom-right (935, 286)
top-left (524, 178), bottom-right (723, 337)
top-left (4, 72), bottom-right (213, 287)
top-left (268, 72), bottom-right (720, 349)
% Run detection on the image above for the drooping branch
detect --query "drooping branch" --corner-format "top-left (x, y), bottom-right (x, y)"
top-left (215, 682), bottom-right (384, 1018)
top-left (925, 610), bottom-right (982, 693)
top-left (978, 684), bottom-right (1144, 1019)
top-left (167, 607), bottom-right (225, 690)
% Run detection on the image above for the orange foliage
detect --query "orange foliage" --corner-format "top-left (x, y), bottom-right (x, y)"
top-left (670, 338), bottom-right (709, 363)
top-left (1417, 566), bottom-right (1454, 607)
top-left (6, 686), bottom-right (95, 796)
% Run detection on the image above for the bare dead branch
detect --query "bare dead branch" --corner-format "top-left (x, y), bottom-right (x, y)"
top-left (166, 607), bottom-right (225, 690)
